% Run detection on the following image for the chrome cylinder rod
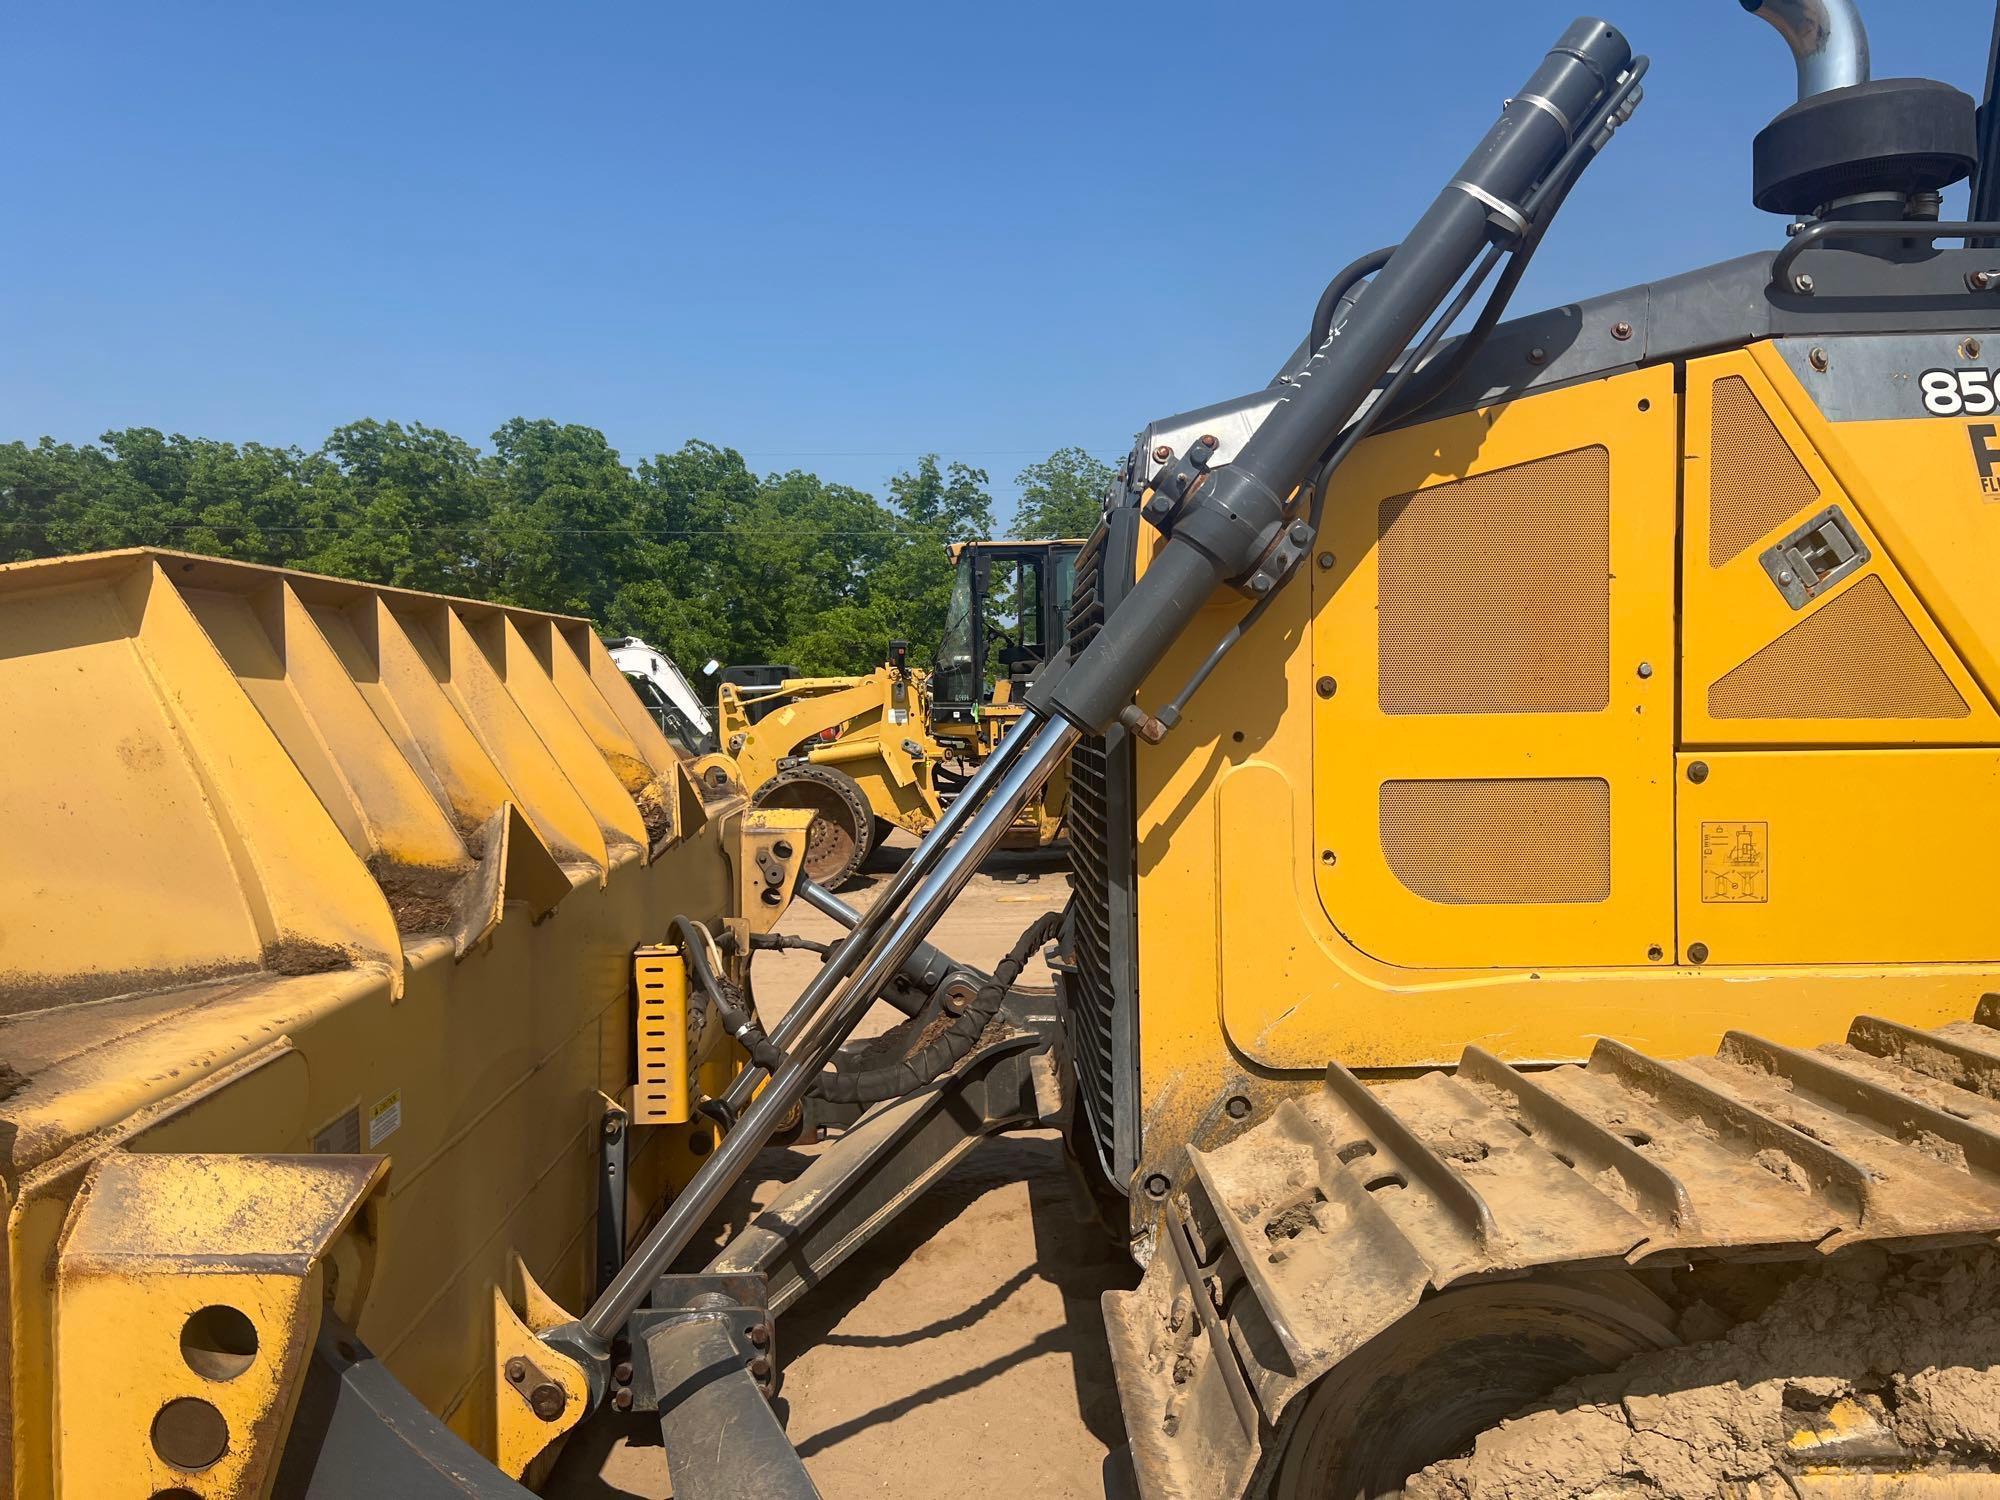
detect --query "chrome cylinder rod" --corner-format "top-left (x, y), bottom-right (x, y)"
top-left (575, 714), bottom-right (1079, 1345)
top-left (796, 877), bottom-right (861, 927)
top-left (713, 708), bottom-right (1044, 1118)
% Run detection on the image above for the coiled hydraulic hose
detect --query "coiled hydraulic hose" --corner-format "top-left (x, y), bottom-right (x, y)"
top-left (671, 915), bottom-right (786, 1073)
top-left (813, 908), bottom-right (1065, 1105)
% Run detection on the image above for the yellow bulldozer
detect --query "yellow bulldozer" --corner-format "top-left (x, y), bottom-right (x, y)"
top-left (700, 537), bottom-right (1082, 886)
top-left (13, 2), bottom-right (2000, 1497)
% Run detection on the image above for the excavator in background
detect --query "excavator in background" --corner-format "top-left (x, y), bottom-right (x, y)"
top-left (603, 634), bottom-right (717, 756)
top-left (15, 3), bottom-right (2000, 1497)
top-left (704, 536), bottom-right (1083, 886)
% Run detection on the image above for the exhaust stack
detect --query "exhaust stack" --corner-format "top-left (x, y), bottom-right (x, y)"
top-left (1740, 0), bottom-right (1870, 101)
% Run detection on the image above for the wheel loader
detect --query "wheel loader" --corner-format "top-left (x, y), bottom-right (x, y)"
top-left (14, 2), bottom-right (2000, 1497)
top-left (705, 537), bottom-right (1082, 886)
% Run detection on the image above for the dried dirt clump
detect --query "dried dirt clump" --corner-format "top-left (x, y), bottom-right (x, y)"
top-left (370, 862), bottom-right (465, 934)
top-left (1404, 1245), bottom-right (2000, 1499)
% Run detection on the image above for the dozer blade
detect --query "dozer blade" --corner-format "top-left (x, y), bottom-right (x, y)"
top-left (1107, 1005), bottom-right (2000, 1499)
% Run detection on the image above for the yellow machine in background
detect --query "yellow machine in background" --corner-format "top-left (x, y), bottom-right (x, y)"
top-left (705, 536), bottom-right (1085, 888)
top-left (704, 658), bottom-right (946, 886)
top-left (0, 548), bottom-right (806, 1496)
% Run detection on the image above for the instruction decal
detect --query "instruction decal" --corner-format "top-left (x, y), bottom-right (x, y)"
top-left (368, 1089), bottom-right (403, 1148)
top-left (1699, 821), bottom-right (1767, 904)
top-left (312, 1106), bottom-right (361, 1154)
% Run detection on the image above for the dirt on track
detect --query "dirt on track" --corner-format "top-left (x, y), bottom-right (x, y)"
top-left (1406, 1245), bottom-right (2000, 1499)
top-left (546, 840), bottom-right (1139, 1499)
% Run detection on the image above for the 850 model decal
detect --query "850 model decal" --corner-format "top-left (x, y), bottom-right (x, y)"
top-left (1920, 367), bottom-right (2000, 414)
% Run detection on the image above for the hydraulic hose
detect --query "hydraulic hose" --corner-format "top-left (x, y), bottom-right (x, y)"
top-left (672, 915), bottom-right (785, 1074)
top-left (814, 908), bottom-right (1065, 1105)
top-left (1307, 245), bottom-right (1398, 355)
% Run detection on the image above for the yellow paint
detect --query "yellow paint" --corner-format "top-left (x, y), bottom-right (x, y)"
top-left (1119, 359), bottom-right (2000, 1156)
top-left (1677, 749), bottom-right (2000, 965)
top-left (1754, 343), bottom-right (2000, 709)
top-left (0, 549), bottom-right (790, 1493)
top-left (491, 1285), bottom-right (590, 1480)
top-left (716, 665), bottom-right (1066, 846)
top-left (54, 1151), bottom-right (385, 1500)
top-left (1308, 368), bottom-right (1677, 969)
top-left (1681, 351), bottom-right (1999, 744)
top-left (633, 947), bottom-right (707, 1126)
top-left (719, 666), bottom-right (947, 835)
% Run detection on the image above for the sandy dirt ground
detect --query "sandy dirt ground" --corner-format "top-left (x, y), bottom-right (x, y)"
top-left (547, 837), bottom-right (1138, 1499)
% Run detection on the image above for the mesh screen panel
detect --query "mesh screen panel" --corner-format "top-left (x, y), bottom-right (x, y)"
top-left (1380, 778), bottom-right (1612, 905)
top-left (1708, 574), bottom-right (1967, 720)
top-left (1378, 448), bottom-right (1610, 715)
top-left (1709, 375), bottom-right (1819, 567)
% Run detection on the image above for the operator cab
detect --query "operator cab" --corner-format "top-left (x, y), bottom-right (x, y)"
top-left (931, 539), bottom-right (1083, 728)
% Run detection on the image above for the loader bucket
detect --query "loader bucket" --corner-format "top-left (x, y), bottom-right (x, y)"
top-left (0, 549), bottom-right (790, 1495)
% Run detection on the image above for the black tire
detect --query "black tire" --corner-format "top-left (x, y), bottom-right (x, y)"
top-left (1260, 1271), bottom-right (1678, 1499)
top-left (751, 764), bottom-right (874, 888)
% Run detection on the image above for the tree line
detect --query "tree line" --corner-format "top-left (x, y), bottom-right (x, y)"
top-left (0, 419), bottom-right (1114, 676)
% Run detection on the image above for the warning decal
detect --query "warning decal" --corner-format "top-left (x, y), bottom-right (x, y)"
top-left (368, 1089), bottom-right (403, 1147)
top-left (1699, 821), bottom-right (1768, 904)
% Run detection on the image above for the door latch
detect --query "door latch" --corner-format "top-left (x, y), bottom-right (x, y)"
top-left (1758, 504), bottom-right (1870, 609)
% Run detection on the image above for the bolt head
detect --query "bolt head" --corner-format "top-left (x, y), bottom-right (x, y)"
top-left (1809, 345), bottom-right (1830, 372)
top-left (529, 1382), bottom-right (568, 1422)
top-left (1317, 551), bottom-right (1336, 570)
top-left (1687, 761), bottom-right (1709, 785)
top-left (1225, 1094), bottom-right (1251, 1120)
top-left (1153, 445), bottom-right (1174, 463)
top-left (1143, 1173), bottom-right (1171, 1200)
top-left (612, 1388), bottom-right (633, 1411)
top-left (749, 1324), bottom-right (772, 1349)
top-left (749, 1356), bottom-right (772, 1380)
top-left (613, 1361), bottom-right (634, 1385)
top-left (1315, 676), bottom-right (1338, 699)
top-left (1687, 942), bottom-right (1711, 965)
top-left (1636, 661), bottom-right (1654, 680)
top-left (1794, 273), bottom-right (1815, 294)
top-left (1527, 346), bottom-right (1548, 365)
top-left (506, 1357), bottom-right (528, 1384)
top-left (1611, 321), bottom-right (1633, 341)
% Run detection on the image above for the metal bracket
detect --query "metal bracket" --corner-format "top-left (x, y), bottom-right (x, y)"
top-left (625, 1274), bottom-right (818, 1500)
top-left (1759, 503), bottom-right (1870, 609)
top-left (622, 1273), bottom-right (777, 1412)
top-left (596, 1100), bottom-right (629, 1296)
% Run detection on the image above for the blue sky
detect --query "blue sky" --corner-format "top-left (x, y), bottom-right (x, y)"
top-left (3, 2), bottom-right (1990, 516)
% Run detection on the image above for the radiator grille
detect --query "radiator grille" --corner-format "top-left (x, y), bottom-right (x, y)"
top-left (1709, 574), bottom-right (1966, 720)
top-left (1380, 777), bottom-right (1612, 905)
top-left (1378, 447), bottom-right (1610, 715)
top-left (1710, 375), bottom-right (1819, 567)
top-left (1060, 522), bottom-right (1123, 1166)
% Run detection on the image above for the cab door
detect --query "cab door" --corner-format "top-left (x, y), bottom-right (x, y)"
top-left (1310, 365), bottom-right (1678, 971)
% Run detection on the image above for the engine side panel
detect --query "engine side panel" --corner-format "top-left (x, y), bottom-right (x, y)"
top-left (1121, 347), bottom-right (2000, 1193)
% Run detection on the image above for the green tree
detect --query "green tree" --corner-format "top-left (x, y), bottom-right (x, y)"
top-left (482, 418), bottom-right (638, 617)
top-left (298, 420), bottom-right (495, 594)
top-left (888, 454), bottom-right (992, 542)
top-left (1013, 446), bottom-right (1112, 540)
